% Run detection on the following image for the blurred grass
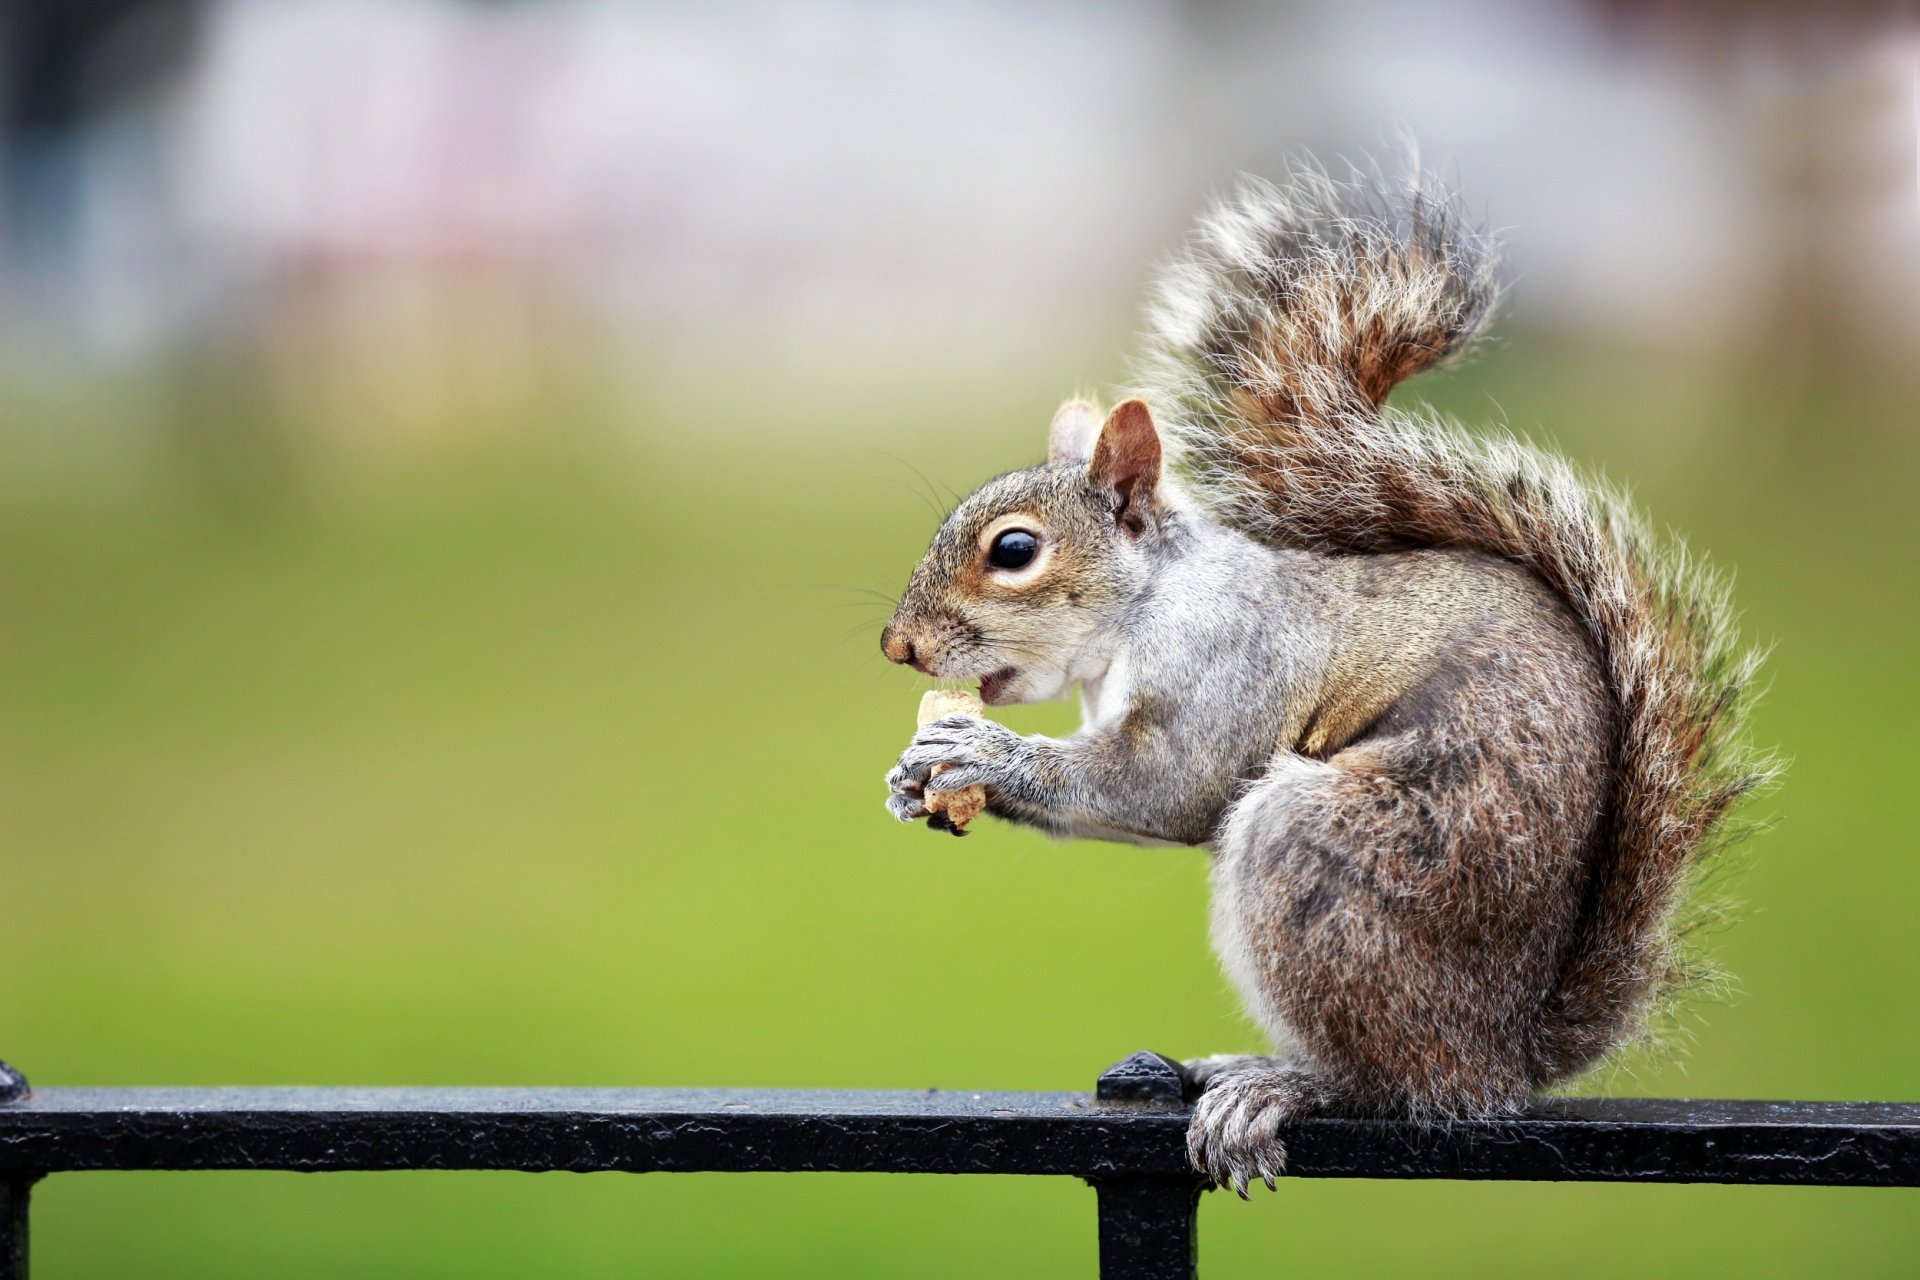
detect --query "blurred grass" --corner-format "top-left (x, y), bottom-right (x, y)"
top-left (2, 336), bottom-right (1918, 1276)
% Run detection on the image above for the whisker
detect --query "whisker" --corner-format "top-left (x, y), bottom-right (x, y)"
top-left (809, 583), bottom-right (901, 605)
top-left (832, 617), bottom-right (891, 644)
top-left (866, 446), bottom-right (960, 522)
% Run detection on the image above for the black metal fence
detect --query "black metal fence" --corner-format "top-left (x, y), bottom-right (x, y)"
top-left (2, 1051), bottom-right (1916, 1279)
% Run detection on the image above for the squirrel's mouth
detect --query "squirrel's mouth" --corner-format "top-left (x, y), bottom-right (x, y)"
top-left (978, 668), bottom-right (1018, 706)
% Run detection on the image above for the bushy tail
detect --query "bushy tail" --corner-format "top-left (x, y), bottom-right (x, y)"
top-left (1140, 163), bottom-right (1772, 1080)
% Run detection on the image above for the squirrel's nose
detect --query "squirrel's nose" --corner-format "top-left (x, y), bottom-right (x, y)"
top-left (880, 625), bottom-right (916, 668)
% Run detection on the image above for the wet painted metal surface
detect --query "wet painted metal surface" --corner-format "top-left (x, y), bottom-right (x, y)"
top-left (1, 1052), bottom-right (1916, 1280)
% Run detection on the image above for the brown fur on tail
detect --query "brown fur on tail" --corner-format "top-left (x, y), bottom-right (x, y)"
top-left (1149, 167), bottom-right (1497, 448)
top-left (1141, 163), bottom-right (1770, 1081)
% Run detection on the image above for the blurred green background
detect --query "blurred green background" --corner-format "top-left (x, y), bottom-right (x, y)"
top-left (4, 1), bottom-right (1919, 1276)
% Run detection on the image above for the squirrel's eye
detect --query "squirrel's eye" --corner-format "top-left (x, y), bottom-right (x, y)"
top-left (988, 529), bottom-right (1038, 570)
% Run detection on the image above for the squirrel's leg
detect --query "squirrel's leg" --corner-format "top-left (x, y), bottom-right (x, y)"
top-left (1194, 735), bottom-right (1566, 1187)
top-left (1185, 760), bottom-right (1379, 1193)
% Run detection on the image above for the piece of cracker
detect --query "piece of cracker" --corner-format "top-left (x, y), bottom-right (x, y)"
top-left (916, 689), bottom-right (987, 833)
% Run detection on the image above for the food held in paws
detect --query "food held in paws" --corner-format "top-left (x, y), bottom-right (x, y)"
top-left (916, 689), bottom-right (987, 832)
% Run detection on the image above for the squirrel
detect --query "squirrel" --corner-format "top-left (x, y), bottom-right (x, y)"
top-left (879, 162), bottom-right (1770, 1195)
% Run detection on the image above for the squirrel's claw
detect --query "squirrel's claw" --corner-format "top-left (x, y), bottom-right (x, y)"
top-left (885, 791), bottom-right (931, 823)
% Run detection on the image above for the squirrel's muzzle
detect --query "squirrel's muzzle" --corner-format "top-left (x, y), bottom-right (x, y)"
top-left (880, 624), bottom-right (927, 673)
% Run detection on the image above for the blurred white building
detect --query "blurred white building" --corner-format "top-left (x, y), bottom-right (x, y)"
top-left (2, 0), bottom-right (1914, 445)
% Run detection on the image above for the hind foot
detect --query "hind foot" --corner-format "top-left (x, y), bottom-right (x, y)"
top-left (1186, 1062), bottom-right (1342, 1197)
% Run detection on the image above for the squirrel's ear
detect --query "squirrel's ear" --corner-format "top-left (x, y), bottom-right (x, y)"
top-left (1048, 398), bottom-right (1103, 463)
top-left (1088, 398), bottom-right (1161, 536)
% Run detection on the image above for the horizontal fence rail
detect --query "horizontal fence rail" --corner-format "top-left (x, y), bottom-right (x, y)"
top-left (2, 1052), bottom-right (1917, 1279)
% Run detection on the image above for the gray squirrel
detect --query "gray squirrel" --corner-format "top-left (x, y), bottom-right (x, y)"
top-left (879, 162), bottom-right (1769, 1194)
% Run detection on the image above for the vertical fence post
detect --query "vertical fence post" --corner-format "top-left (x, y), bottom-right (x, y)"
top-left (1092, 1052), bottom-right (1204, 1280)
top-left (0, 1178), bottom-right (34, 1280)
top-left (1095, 1177), bottom-right (1202, 1280)
top-left (0, 1062), bottom-right (33, 1280)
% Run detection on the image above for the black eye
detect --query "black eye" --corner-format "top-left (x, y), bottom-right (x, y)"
top-left (988, 529), bottom-right (1038, 570)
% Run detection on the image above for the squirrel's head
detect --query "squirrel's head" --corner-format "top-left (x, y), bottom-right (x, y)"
top-left (881, 397), bottom-right (1168, 706)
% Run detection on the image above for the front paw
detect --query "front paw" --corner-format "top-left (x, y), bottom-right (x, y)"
top-left (882, 713), bottom-right (1020, 822)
